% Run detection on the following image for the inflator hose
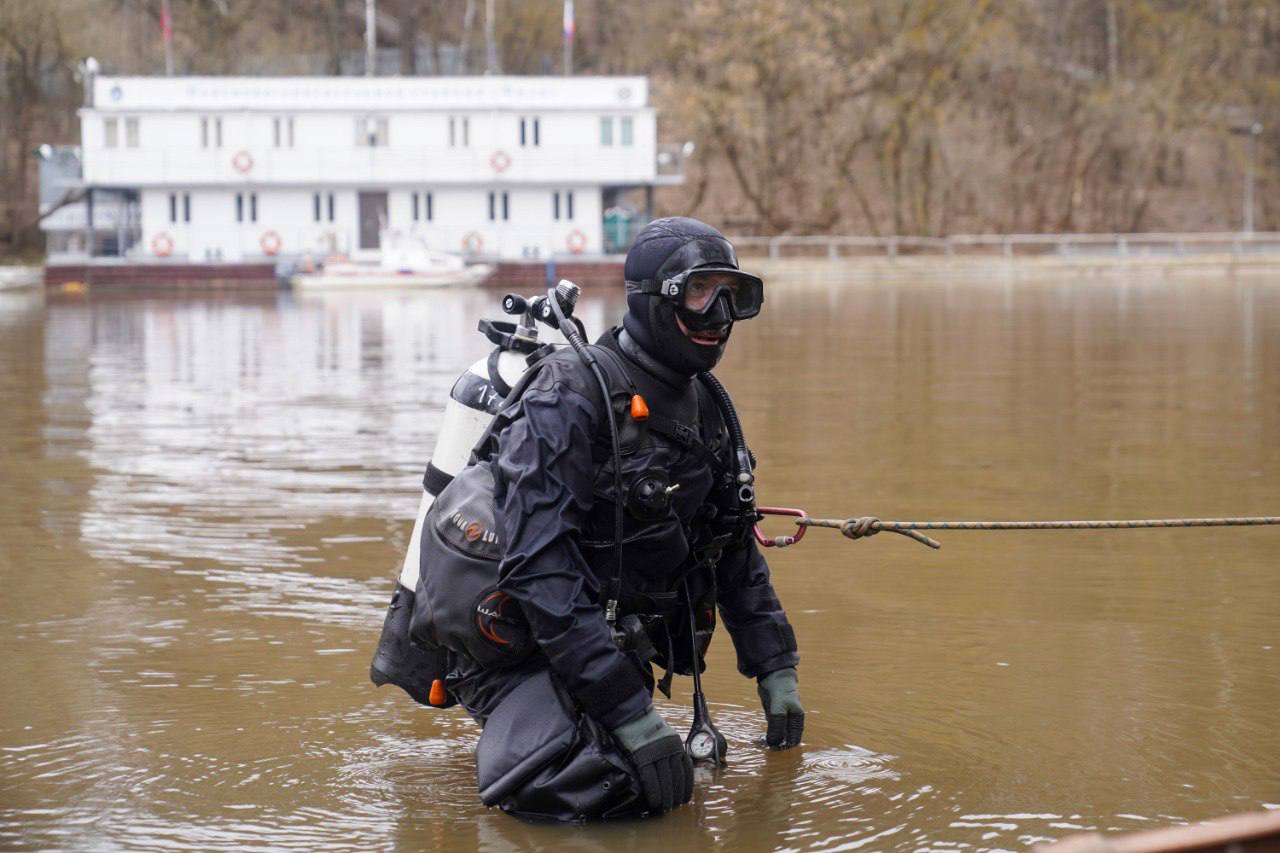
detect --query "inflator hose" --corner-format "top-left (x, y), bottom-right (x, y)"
top-left (548, 286), bottom-right (628, 623)
top-left (697, 372), bottom-right (755, 506)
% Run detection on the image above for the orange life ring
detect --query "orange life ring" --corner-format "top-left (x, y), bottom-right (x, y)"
top-left (151, 232), bottom-right (174, 257)
top-left (566, 228), bottom-right (588, 255)
top-left (232, 150), bottom-right (254, 174)
top-left (259, 230), bottom-right (282, 256)
top-left (489, 150), bottom-right (511, 173)
top-left (462, 232), bottom-right (484, 255)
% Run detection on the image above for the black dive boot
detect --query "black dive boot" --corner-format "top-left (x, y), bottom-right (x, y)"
top-left (370, 585), bottom-right (456, 708)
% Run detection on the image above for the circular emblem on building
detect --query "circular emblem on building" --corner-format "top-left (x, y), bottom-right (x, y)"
top-left (110, 85), bottom-right (124, 102)
top-left (618, 86), bottom-right (632, 101)
top-left (489, 149), bottom-right (511, 173)
top-left (566, 228), bottom-right (588, 255)
top-left (462, 232), bottom-right (484, 255)
top-left (231, 150), bottom-right (254, 174)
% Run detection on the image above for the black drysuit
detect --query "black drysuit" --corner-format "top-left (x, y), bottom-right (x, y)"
top-left (447, 328), bottom-right (798, 821)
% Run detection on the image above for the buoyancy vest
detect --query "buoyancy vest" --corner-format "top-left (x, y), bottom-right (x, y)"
top-left (409, 328), bottom-right (746, 674)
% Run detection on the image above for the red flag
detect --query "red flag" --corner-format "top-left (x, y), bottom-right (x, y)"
top-left (160, 0), bottom-right (173, 43)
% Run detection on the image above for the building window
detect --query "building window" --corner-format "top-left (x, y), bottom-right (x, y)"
top-left (553, 190), bottom-right (573, 221)
top-left (425, 191), bottom-right (433, 222)
top-left (273, 116), bottom-right (295, 148)
top-left (169, 193), bottom-right (178, 223)
top-left (125, 117), bottom-right (140, 148)
top-left (411, 191), bottom-right (433, 222)
top-left (183, 193), bottom-right (191, 222)
top-left (313, 192), bottom-right (336, 223)
top-left (449, 116), bottom-right (469, 147)
top-left (236, 192), bottom-right (257, 223)
top-left (201, 116), bottom-right (223, 148)
top-left (356, 116), bottom-right (389, 147)
top-left (599, 116), bottom-right (613, 146)
top-left (104, 117), bottom-right (118, 148)
top-left (488, 191), bottom-right (509, 222)
top-left (519, 116), bottom-right (541, 147)
top-left (620, 117), bottom-right (633, 146)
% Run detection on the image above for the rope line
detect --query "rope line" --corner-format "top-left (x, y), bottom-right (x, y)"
top-left (796, 515), bottom-right (1280, 550)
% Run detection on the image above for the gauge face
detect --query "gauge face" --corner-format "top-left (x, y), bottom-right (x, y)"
top-left (688, 730), bottom-right (717, 760)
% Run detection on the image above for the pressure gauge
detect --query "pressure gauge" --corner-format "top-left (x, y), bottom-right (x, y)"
top-left (688, 729), bottom-right (718, 762)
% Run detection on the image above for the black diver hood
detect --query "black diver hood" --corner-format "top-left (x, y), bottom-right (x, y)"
top-left (622, 217), bottom-right (742, 377)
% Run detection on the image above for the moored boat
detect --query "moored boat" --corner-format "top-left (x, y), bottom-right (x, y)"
top-left (291, 231), bottom-right (491, 291)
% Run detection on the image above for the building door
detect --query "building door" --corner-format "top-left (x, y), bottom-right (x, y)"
top-left (358, 191), bottom-right (388, 250)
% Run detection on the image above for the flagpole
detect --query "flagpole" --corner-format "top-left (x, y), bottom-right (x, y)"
top-left (161, 0), bottom-right (174, 76)
top-left (366, 0), bottom-right (376, 76)
top-left (563, 0), bottom-right (574, 76)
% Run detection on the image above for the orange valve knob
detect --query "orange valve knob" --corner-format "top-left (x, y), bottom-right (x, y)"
top-left (428, 678), bottom-right (448, 707)
top-left (630, 394), bottom-right (650, 422)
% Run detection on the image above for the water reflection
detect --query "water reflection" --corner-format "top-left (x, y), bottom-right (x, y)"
top-left (0, 278), bottom-right (1277, 851)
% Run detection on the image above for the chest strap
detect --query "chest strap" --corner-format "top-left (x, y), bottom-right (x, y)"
top-left (644, 411), bottom-right (722, 471)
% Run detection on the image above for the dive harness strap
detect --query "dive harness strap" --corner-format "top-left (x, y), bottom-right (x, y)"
top-left (422, 462), bottom-right (454, 497)
top-left (486, 348), bottom-right (514, 399)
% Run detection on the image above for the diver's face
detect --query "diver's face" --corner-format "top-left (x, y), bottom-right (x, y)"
top-left (675, 272), bottom-right (737, 347)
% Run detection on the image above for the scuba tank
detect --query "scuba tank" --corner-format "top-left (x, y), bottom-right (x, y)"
top-left (369, 287), bottom-right (577, 707)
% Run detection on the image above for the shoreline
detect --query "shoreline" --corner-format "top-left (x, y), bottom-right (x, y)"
top-left (748, 252), bottom-right (1280, 284)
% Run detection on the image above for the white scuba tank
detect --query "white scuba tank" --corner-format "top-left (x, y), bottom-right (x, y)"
top-left (397, 347), bottom-right (531, 591)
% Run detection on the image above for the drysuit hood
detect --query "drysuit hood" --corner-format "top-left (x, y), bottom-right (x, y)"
top-left (622, 217), bottom-right (746, 376)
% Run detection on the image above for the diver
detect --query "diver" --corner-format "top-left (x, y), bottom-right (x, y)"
top-left (435, 217), bottom-right (804, 821)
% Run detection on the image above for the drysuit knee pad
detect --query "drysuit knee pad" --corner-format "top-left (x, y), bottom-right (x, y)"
top-left (476, 669), bottom-right (642, 821)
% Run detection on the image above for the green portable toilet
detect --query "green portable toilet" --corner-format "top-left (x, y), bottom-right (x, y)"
top-left (603, 207), bottom-right (634, 254)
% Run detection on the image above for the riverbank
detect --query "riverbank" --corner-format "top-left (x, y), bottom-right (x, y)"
top-left (749, 251), bottom-right (1280, 285)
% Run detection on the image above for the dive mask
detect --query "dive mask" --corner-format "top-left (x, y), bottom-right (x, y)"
top-left (642, 268), bottom-right (765, 321)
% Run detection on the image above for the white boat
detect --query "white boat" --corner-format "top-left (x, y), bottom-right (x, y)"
top-left (291, 231), bottom-right (492, 291)
top-left (0, 266), bottom-right (41, 291)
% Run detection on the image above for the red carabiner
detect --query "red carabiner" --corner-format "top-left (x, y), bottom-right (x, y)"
top-left (753, 506), bottom-right (809, 548)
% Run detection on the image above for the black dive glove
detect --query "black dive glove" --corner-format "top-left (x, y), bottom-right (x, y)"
top-left (610, 706), bottom-right (694, 814)
top-left (758, 667), bottom-right (805, 748)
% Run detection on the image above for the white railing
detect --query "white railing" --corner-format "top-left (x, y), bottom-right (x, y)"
top-left (731, 232), bottom-right (1280, 260)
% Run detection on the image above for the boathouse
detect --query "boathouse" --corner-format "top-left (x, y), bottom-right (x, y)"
top-left (42, 72), bottom-right (687, 282)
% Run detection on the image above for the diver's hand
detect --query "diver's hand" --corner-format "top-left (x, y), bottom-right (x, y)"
top-left (758, 667), bottom-right (804, 748)
top-left (610, 706), bottom-right (693, 813)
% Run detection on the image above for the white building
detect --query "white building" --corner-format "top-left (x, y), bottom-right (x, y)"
top-left (49, 74), bottom-right (686, 265)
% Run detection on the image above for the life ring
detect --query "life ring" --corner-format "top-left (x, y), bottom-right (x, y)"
top-left (232, 150), bottom-right (254, 174)
top-left (489, 149), bottom-right (511, 173)
top-left (566, 228), bottom-right (588, 255)
top-left (462, 232), bottom-right (484, 255)
top-left (151, 232), bottom-right (174, 257)
top-left (259, 230), bottom-right (282, 256)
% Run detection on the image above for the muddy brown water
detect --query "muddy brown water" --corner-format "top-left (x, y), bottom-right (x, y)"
top-left (1, 275), bottom-right (1277, 852)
